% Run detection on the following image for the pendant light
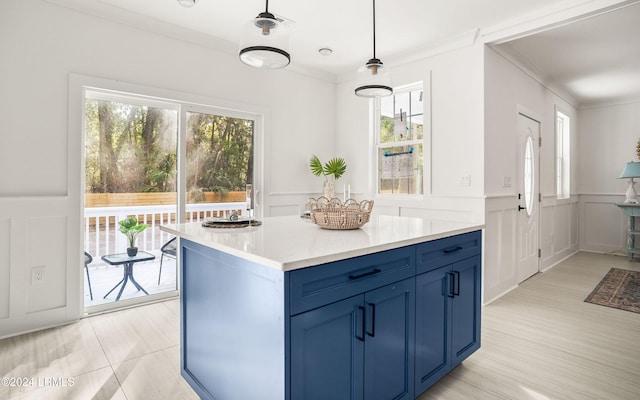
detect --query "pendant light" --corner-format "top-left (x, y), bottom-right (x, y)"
top-left (355, 0), bottom-right (392, 97)
top-left (239, 0), bottom-right (291, 69)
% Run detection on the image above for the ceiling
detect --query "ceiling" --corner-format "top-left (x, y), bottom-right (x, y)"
top-left (46, 0), bottom-right (640, 106)
top-left (494, 1), bottom-right (640, 106)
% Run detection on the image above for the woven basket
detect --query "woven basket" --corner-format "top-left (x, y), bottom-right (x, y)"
top-left (307, 197), bottom-right (374, 230)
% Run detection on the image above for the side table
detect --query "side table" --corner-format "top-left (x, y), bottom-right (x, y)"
top-left (101, 251), bottom-right (156, 301)
top-left (616, 203), bottom-right (640, 261)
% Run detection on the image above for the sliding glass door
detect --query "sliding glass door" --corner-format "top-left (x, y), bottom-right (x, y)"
top-left (83, 90), bottom-right (257, 312)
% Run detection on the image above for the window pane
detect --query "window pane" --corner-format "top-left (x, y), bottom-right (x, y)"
top-left (84, 97), bottom-right (178, 308)
top-left (555, 110), bottom-right (570, 199)
top-left (185, 112), bottom-right (254, 215)
top-left (524, 136), bottom-right (534, 216)
top-left (377, 82), bottom-right (424, 196)
top-left (410, 90), bottom-right (423, 140)
top-left (378, 145), bottom-right (423, 195)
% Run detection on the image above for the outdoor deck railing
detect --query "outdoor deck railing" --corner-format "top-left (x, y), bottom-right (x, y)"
top-left (84, 202), bottom-right (246, 259)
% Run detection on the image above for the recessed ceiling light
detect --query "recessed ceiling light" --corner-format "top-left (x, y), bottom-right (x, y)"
top-left (318, 48), bottom-right (333, 56)
top-left (177, 0), bottom-right (197, 8)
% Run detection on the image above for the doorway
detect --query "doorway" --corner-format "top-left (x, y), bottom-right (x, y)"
top-left (82, 88), bottom-right (258, 313)
top-left (516, 112), bottom-right (540, 283)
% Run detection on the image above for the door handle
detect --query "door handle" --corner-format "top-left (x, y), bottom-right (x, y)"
top-left (518, 205), bottom-right (526, 211)
top-left (454, 271), bottom-right (460, 296)
top-left (366, 303), bottom-right (376, 337)
top-left (356, 306), bottom-right (365, 342)
top-left (447, 273), bottom-right (455, 298)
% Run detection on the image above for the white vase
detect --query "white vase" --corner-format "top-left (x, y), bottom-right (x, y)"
top-left (322, 177), bottom-right (336, 199)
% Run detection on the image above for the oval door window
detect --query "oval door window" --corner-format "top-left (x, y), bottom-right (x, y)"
top-left (524, 136), bottom-right (534, 216)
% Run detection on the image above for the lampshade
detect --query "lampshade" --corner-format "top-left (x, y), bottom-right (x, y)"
top-left (354, 0), bottom-right (392, 98)
top-left (619, 161), bottom-right (640, 178)
top-left (239, 2), bottom-right (290, 69)
top-left (355, 58), bottom-right (392, 97)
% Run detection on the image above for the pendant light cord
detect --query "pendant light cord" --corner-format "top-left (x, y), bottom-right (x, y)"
top-left (372, 0), bottom-right (377, 59)
top-left (265, 0), bottom-right (269, 13)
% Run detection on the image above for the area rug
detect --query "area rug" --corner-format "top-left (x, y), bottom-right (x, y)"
top-left (584, 268), bottom-right (640, 314)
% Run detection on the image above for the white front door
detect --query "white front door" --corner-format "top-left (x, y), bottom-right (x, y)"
top-left (516, 113), bottom-right (540, 283)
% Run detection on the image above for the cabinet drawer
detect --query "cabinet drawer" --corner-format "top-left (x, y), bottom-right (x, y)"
top-left (289, 247), bottom-right (415, 315)
top-left (416, 231), bottom-right (481, 274)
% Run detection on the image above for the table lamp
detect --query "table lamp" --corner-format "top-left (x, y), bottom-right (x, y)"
top-left (619, 161), bottom-right (640, 203)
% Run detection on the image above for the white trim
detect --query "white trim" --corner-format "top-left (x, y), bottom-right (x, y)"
top-left (480, 0), bottom-right (639, 45)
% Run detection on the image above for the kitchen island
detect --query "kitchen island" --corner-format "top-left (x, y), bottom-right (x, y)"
top-left (161, 215), bottom-right (484, 400)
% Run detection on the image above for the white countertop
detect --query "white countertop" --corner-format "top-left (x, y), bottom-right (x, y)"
top-left (160, 215), bottom-right (484, 271)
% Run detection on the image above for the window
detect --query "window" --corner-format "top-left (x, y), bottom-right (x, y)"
top-left (524, 136), bottom-right (534, 216)
top-left (555, 108), bottom-right (571, 199)
top-left (376, 82), bottom-right (424, 195)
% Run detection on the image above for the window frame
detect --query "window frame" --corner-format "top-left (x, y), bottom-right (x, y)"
top-left (555, 106), bottom-right (571, 200)
top-left (373, 81), bottom-right (427, 198)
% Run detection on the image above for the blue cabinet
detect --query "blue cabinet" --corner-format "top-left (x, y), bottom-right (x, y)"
top-left (415, 231), bottom-right (481, 394)
top-left (291, 294), bottom-right (365, 400)
top-left (179, 230), bottom-right (481, 400)
top-left (291, 279), bottom-right (415, 400)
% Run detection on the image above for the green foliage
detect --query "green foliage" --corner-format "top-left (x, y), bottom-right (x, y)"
top-left (85, 99), bottom-right (254, 195)
top-left (118, 216), bottom-right (148, 248)
top-left (309, 155), bottom-right (347, 180)
top-left (309, 155), bottom-right (324, 177)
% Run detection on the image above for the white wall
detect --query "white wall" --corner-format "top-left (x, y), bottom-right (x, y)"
top-left (0, 0), bottom-right (336, 338)
top-left (335, 44), bottom-right (486, 223)
top-left (483, 46), bottom-right (580, 303)
top-left (577, 101), bottom-right (640, 254)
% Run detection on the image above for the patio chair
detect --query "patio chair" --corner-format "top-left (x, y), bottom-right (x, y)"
top-left (158, 237), bottom-right (177, 285)
top-left (84, 251), bottom-right (94, 300)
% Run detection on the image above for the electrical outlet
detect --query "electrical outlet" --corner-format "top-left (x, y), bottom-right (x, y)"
top-left (503, 176), bottom-right (512, 187)
top-left (459, 175), bottom-right (471, 186)
top-left (32, 266), bottom-right (45, 284)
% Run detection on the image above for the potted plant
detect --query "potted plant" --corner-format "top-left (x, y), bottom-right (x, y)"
top-left (309, 155), bottom-right (347, 199)
top-left (118, 215), bottom-right (148, 256)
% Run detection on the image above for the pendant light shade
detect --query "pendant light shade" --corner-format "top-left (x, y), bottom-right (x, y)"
top-left (239, 0), bottom-right (290, 69)
top-left (355, 0), bottom-right (392, 97)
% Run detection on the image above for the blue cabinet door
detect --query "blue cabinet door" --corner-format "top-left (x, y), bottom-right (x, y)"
top-left (415, 265), bottom-right (451, 394)
top-left (364, 278), bottom-right (415, 400)
top-left (291, 295), bottom-right (365, 400)
top-left (450, 255), bottom-right (481, 365)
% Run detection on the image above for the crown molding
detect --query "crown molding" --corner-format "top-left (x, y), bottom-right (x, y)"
top-left (481, 0), bottom-right (640, 45)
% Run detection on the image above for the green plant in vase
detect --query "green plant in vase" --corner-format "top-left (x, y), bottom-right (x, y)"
top-left (309, 155), bottom-right (347, 199)
top-left (118, 215), bottom-right (148, 256)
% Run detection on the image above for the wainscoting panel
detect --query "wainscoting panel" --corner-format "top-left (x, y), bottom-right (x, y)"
top-left (26, 216), bottom-right (68, 314)
top-left (0, 218), bottom-right (10, 319)
top-left (579, 195), bottom-right (625, 254)
top-left (484, 196), bottom-right (517, 304)
top-left (540, 197), bottom-right (579, 270)
top-left (399, 206), bottom-right (477, 222)
top-left (485, 194), bottom-right (579, 303)
top-left (0, 196), bottom-right (81, 339)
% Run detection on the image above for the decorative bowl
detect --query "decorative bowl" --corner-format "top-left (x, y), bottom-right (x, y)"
top-left (307, 197), bottom-right (374, 230)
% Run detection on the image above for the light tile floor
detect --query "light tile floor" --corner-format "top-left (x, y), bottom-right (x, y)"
top-left (0, 299), bottom-right (197, 400)
top-left (2, 251), bottom-right (639, 399)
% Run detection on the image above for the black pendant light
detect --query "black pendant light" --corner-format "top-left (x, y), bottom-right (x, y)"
top-left (355, 0), bottom-right (392, 97)
top-left (239, 0), bottom-right (291, 69)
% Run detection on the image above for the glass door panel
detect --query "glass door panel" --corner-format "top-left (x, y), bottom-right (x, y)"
top-left (185, 111), bottom-right (254, 222)
top-left (84, 94), bottom-right (178, 310)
